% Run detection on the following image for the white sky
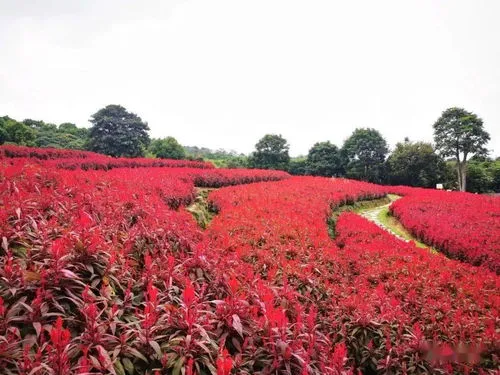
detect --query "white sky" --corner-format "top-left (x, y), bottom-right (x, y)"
top-left (1, 0), bottom-right (499, 157)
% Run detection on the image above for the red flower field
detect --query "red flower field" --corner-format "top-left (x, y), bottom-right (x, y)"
top-left (389, 186), bottom-right (500, 273)
top-left (0, 146), bottom-right (498, 374)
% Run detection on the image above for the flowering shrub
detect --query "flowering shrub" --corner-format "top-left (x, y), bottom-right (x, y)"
top-left (187, 168), bottom-right (291, 188)
top-left (0, 144), bottom-right (214, 169)
top-left (0, 144), bottom-right (97, 159)
top-left (204, 178), bottom-right (498, 373)
top-left (51, 156), bottom-right (215, 171)
top-left (0, 157), bottom-right (498, 374)
top-left (335, 213), bottom-right (499, 373)
top-left (388, 186), bottom-right (500, 273)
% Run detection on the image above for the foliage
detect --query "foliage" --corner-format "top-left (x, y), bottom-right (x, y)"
top-left (248, 134), bottom-right (290, 170)
top-left (465, 160), bottom-right (500, 193)
top-left (0, 148), bottom-right (499, 374)
top-left (386, 140), bottom-right (447, 187)
top-left (0, 116), bottom-right (36, 146)
top-left (341, 128), bottom-right (388, 183)
top-left (0, 115), bottom-right (89, 149)
top-left (184, 146), bottom-right (242, 160)
top-left (0, 125), bottom-right (8, 145)
top-left (433, 107), bottom-right (490, 191)
top-left (287, 157), bottom-right (308, 175)
top-left (466, 162), bottom-right (493, 193)
top-left (184, 146), bottom-right (249, 168)
top-left (88, 104), bottom-right (151, 157)
top-left (208, 178), bottom-right (499, 373)
top-left (0, 144), bottom-right (103, 160)
top-left (389, 186), bottom-right (500, 273)
top-left (306, 141), bottom-right (343, 177)
top-left (186, 168), bottom-right (290, 188)
top-left (149, 136), bottom-right (186, 159)
top-left (209, 156), bottom-right (248, 169)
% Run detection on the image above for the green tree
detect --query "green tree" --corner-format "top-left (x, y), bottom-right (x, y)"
top-left (224, 156), bottom-right (248, 169)
top-left (387, 140), bottom-right (447, 187)
top-left (306, 141), bottom-right (343, 177)
top-left (249, 134), bottom-right (290, 170)
top-left (23, 119), bottom-right (57, 132)
top-left (57, 123), bottom-right (88, 149)
top-left (288, 157), bottom-right (308, 175)
top-left (88, 105), bottom-right (150, 157)
top-left (149, 137), bottom-right (186, 159)
top-left (0, 125), bottom-right (8, 145)
top-left (490, 161), bottom-right (500, 192)
top-left (59, 122), bottom-right (88, 137)
top-left (341, 128), bottom-right (388, 183)
top-left (0, 116), bottom-right (36, 145)
top-left (466, 161), bottom-right (493, 193)
top-left (433, 107), bottom-right (490, 191)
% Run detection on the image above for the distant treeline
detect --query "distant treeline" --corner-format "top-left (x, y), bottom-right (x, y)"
top-left (0, 116), bottom-right (89, 150)
top-left (2, 105), bottom-right (499, 194)
top-left (193, 133), bottom-right (500, 194)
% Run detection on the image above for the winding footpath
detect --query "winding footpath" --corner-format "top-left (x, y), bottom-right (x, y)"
top-left (357, 195), bottom-right (437, 253)
top-left (358, 202), bottom-right (408, 241)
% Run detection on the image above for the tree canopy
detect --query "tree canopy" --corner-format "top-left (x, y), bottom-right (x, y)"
top-left (149, 137), bottom-right (186, 159)
top-left (288, 157), bottom-right (308, 175)
top-left (88, 105), bottom-right (150, 157)
top-left (433, 107), bottom-right (490, 191)
top-left (387, 140), bottom-right (448, 187)
top-left (0, 116), bottom-right (36, 146)
top-left (306, 141), bottom-right (343, 177)
top-left (249, 134), bottom-right (290, 170)
top-left (341, 128), bottom-right (388, 183)
top-left (0, 116), bottom-right (89, 149)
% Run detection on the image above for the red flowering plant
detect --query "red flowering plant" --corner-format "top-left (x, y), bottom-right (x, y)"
top-left (388, 186), bottom-right (500, 273)
top-left (1, 151), bottom-right (498, 374)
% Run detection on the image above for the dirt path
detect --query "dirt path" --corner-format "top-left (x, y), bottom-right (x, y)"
top-left (357, 194), bottom-right (437, 252)
top-left (359, 201), bottom-right (406, 240)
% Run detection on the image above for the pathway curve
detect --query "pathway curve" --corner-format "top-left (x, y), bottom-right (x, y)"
top-left (358, 202), bottom-right (408, 241)
top-left (357, 195), bottom-right (436, 252)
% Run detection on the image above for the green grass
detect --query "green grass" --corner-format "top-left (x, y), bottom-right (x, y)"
top-left (186, 188), bottom-right (217, 229)
top-left (376, 202), bottom-right (439, 254)
top-left (376, 206), bottom-right (426, 248)
top-left (328, 196), bottom-right (392, 239)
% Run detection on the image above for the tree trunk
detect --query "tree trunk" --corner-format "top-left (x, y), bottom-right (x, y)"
top-left (456, 162), bottom-right (462, 191)
top-left (461, 162), bottom-right (467, 192)
top-left (456, 160), bottom-right (467, 192)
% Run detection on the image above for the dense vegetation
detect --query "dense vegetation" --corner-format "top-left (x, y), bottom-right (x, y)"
top-left (1, 105), bottom-right (498, 192)
top-left (389, 186), bottom-right (500, 273)
top-left (1, 150), bottom-right (497, 374)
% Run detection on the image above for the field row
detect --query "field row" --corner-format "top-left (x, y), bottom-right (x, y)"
top-left (389, 186), bottom-right (500, 274)
top-left (0, 145), bottom-right (214, 170)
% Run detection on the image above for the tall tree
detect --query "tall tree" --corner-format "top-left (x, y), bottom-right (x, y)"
top-left (306, 141), bottom-right (343, 177)
top-left (249, 134), bottom-right (290, 170)
top-left (88, 105), bottom-right (150, 157)
top-left (149, 136), bottom-right (186, 159)
top-left (341, 128), bottom-right (388, 183)
top-left (387, 140), bottom-right (447, 187)
top-left (433, 107), bottom-right (490, 191)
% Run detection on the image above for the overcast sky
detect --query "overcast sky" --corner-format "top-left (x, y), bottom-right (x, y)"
top-left (1, 0), bottom-right (499, 157)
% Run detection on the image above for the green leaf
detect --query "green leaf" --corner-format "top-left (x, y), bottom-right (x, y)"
top-left (122, 357), bottom-right (135, 375)
top-left (172, 356), bottom-right (185, 375)
top-left (126, 348), bottom-right (148, 363)
top-left (149, 340), bottom-right (162, 358)
top-left (114, 360), bottom-right (126, 375)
